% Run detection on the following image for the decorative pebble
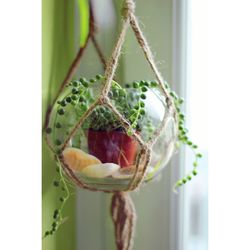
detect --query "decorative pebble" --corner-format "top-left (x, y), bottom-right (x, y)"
top-left (62, 147), bottom-right (101, 171)
top-left (82, 163), bottom-right (120, 178)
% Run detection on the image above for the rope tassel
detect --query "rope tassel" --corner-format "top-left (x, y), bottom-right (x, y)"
top-left (111, 192), bottom-right (137, 250)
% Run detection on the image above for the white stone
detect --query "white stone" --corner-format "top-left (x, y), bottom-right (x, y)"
top-left (81, 163), bottom-right (120, 178)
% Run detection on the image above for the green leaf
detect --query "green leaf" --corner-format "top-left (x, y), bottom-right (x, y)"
top-left (77, 0), bottom-right (90, 47)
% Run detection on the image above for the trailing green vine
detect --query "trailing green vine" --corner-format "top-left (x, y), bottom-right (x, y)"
top-left (43, 156), bottom-right (70, 238)
top-left (46, 75), bottom-right (202, 189)
top-left (168, 88), bottom-right (203, 191)
top-left (44, 75), bottom-right (202, 237)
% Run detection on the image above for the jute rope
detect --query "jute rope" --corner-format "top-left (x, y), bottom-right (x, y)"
top-left (111, 192), bottom-right (136, 250)
top-left (53, 0), bottom-right (177, 249)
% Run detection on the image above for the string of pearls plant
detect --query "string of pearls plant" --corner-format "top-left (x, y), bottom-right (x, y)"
top-left (170, 86), bottom-right (203, 191)
top-left (43, 74), bottom-right (202, 237)
top-left (43, 157), bottom-right (70, 238)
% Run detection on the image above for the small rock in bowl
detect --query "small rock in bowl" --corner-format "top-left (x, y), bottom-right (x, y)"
top-left (62, 147), bottom-right (101, 171)
top-left (81, 163), bottom-right (120, 178)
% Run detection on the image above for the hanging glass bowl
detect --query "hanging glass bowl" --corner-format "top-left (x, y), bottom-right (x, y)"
top-left (46, 76), bottom-right (177, 191)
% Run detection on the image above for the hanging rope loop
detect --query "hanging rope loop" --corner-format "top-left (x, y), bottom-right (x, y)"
top-left (122, 0), bottom-right (135, 19)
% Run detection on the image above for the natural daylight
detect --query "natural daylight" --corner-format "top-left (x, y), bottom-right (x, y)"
top-left (42, 0), bottom-right (208, 249)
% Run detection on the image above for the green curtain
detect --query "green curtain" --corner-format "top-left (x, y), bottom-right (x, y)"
top-left (42, 1), bottom-right (76, 249)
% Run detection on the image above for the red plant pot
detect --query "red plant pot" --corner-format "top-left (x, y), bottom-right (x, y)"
top-left (87, 129), bottom-right (138, 168)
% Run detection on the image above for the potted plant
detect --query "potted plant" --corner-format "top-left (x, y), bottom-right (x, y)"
top-left (84, 77), bottom-right (157, 168)
top-left (44, 74), bottom-right (203, 237)
top-left (46, 74), bottom-right (202, 184)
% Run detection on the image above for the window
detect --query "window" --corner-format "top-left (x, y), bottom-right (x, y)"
top-left (183, 0), bottom-right (208, 249)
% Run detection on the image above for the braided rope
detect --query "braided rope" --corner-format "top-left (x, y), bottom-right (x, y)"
top-left (53, 1), bottom-right (178, 249)
top-left (111, 192), bottom-right (136, 250)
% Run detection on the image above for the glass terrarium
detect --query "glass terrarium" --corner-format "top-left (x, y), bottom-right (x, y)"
top-left (45, 75), bottom-right (178, 191)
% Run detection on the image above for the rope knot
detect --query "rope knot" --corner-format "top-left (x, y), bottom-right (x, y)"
top-left (122, 0), bottom-right (135, 19)
top-left (99, 95), bottom-right (108, 104)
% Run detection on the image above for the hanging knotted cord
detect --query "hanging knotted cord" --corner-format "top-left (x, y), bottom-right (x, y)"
top-left (111, 192), bottom-right (136, 250)
top-left (47, 0), bottom-right (178, 249)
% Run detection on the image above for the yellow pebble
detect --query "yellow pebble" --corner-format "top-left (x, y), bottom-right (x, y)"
top-left (62, 147), bottom-right (101, 171)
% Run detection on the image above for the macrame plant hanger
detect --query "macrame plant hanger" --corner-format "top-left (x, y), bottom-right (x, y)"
top-left (45, 0), bottom-right (177, 249)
